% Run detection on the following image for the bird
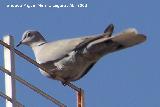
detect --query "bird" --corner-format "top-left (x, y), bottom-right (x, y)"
top-left (16, 24), bottom-right (146, 85)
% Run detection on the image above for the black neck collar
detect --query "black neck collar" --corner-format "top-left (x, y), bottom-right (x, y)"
top-left (38, 42), bottom-right (46, 46)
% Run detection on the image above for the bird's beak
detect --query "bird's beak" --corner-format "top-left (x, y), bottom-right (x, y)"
top-left (16, 41), bottom-right (22, 47)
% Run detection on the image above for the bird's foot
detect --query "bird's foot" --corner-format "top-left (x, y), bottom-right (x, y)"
top-left (54, 75), bottom-right (68, 86)
top-left (61, 81), bottom-right (68, 86)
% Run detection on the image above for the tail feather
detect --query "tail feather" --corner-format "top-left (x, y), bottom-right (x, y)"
top-left (85, 28), bottom-right (146, 57)
top-left (111, 28), bottom-right (146, 48)
top-left (103, 24), bottom-right (114, 37)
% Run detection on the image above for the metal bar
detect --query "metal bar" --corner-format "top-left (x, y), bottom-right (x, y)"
top-left (66, 82), bottom-right (81, 92)
top-left (3, 36), bottom-right (16, 107)
top-left (0, 39), bottom-right (81, 92)
top-left (0, 90), bottom-right (13, 103)
top-left (77, 89), bottom-right (85, 107)
top-left (0, 66), bottom-right (66, 107)
top-left (0, 91), bottom-right (24, 107)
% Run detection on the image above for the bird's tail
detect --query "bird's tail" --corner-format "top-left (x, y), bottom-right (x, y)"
top-left (84, 28), bottom-right (146, 60)
top-left (111, 28), bottom-right (146, 51)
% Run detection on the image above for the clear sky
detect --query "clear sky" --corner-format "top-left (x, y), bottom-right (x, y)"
top-left (0, 0), bottom-right (159, 107)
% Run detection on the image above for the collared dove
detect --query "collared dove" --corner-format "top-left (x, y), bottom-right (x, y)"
top-left (17, 24), bottom-right (146, 85)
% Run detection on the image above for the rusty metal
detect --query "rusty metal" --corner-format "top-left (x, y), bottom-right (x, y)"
top-left (77, 89), bottom-right (85, 107)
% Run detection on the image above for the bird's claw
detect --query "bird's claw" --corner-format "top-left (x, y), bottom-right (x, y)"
top-left (61, 81), bottom-right (67, 86)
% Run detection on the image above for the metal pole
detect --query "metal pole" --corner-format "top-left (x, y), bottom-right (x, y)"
top-left (3, 35), bottom-right (16, 107)
top-left (77, 89), bottom-right (85, 107)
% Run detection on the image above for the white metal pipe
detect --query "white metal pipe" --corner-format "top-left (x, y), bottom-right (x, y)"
top-left (3, 35), bottom-right (16, 107)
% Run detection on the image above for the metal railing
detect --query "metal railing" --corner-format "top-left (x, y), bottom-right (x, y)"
top-left (0, 35), bottom-right (84, 107)
top-left (0, 91), bottom-right (24, 107)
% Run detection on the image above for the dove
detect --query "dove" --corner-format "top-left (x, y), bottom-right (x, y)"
top-left (17, 24), bottom-right (146, 85)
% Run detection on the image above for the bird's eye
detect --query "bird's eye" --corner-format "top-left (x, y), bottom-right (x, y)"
top-left (27, 32), bottom-right (31, 37)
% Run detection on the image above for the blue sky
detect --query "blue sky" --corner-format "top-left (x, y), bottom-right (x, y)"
top-left (0, 0), bottom-right (160, 107)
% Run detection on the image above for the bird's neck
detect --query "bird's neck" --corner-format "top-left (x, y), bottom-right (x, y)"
top-left (30, 41), bottom-right (46, 62)
top-left (30, 40), bottom-right (46, 47)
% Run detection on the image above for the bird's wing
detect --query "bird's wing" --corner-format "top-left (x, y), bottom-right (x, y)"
top-left (37, 28), bottom-right (146, 63)
top-left (71, 28), bottom-right (146, 81)
top-left (37, 35), bottom-right (104, 63)
top-left (37, 24), bottom-right (114, 63)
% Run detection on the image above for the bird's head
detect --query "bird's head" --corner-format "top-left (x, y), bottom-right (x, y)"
top-left (17, 30), bottom-right (46, 47)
